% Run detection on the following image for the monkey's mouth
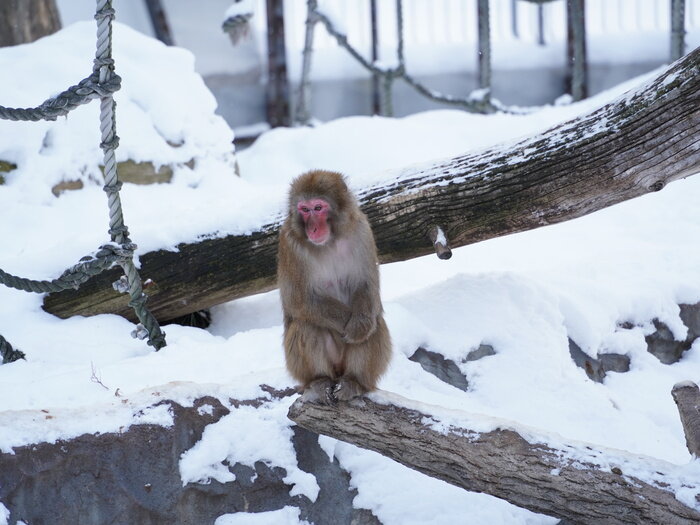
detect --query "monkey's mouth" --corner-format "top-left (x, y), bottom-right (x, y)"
top-left (306, 219), bottom-right (330, 245)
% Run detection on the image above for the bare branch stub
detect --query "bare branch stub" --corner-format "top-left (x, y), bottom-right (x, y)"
top-left (429, 225), bottom-right (452, 260)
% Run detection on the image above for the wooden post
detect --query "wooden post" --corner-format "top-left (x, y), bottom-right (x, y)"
top-left (295, 0), bottom-right (316, 125)
top-left (477, 0), bottom-right (492, 95)
top-left (671, 0), bottom-right (686, 61)
top-left (144, 0), bottom-right (175, 46)
top-left (370, 0), bottom-right (381, 115)
top-left (0, 0), bottom-right (61, 47)
top-left (672, 381), bottom-right (700, 457)
top-left (566, 0), bottom-right (588, 101)
top-left (266, 0), bottom-right (291, 127)
top-left (537, 4), bottom-right (545, 45)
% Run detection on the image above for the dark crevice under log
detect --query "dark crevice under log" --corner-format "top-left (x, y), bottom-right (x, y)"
top-left (288, 392), bottom-right (700, 525)
top-left (43, 48), bottom-right (700, 323)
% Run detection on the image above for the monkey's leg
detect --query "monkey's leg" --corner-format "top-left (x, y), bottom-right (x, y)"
top-left (336, 316), bottom-right (392, 401)
top-left (284, 320), bottom-right (342, 404)
top-left (303, 377), bottom-right (337, 404)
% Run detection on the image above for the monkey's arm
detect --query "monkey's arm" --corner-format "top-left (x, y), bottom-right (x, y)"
top-left (304, 291), bottom-right (353, 334)
top-left (343, 280), bottom-right (380, 344)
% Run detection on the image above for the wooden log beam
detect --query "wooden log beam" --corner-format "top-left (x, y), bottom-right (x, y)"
top-left (43, 48), bottom-right (700, 323)
top-left (288, 392), bottom-right (700, 524)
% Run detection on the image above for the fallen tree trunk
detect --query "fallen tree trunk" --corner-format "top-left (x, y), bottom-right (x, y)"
top-left (288, 391), bottom-right (700, 525)
top-left (44, 48), bottom-right (700, 323)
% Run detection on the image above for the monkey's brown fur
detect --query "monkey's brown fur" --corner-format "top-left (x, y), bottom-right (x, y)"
top-left (278, 170), bottom-right (392, 402)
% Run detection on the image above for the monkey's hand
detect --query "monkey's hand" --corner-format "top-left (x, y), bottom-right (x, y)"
top-left (343, 313), bottom-right (377, 344)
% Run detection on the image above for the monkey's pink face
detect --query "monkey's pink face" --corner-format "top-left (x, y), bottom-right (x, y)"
top-left (297, 198), bottom-right (331, 245)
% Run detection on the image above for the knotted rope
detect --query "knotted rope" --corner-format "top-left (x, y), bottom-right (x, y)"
top-left (0, 0), bottom-right (167, 363)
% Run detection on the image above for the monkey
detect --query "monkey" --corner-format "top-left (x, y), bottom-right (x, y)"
top-left (277, 170), bottom-right (392, 403)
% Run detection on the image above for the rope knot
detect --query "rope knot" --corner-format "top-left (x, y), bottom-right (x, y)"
top-left (94, 6), bottom-right (116, 22)
top-left (100, 135), bottom-right (120, 151)
top-left (107, 225), bottom-right (130, 238)
top-left (93, 57), bottom-right (115, 71)
top-left (98, 242), bottom-right (136, 260)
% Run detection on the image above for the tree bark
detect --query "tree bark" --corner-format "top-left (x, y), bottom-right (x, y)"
top-left (0, 0), bottom-right (61, 47)
top-left (288, 392), bottom-right (700, 525)
top-left (43, 48), bottom-right (700, 323)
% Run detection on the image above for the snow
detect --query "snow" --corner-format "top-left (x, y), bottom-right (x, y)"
top-left (215, 507), bottom-right (304, 525)
top-left (1, 20), bottom-right (700, 525)
top-left (224, 0), bottom-right (256, 20)
top-left (180, 397), bottom-right (320, 502)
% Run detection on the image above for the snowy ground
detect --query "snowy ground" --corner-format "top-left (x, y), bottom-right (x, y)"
top-left (1, 23), bottom-right (699, 525)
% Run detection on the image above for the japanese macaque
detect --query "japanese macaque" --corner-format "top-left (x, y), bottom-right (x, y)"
top-left (278, 170), bottom-right (392, 403)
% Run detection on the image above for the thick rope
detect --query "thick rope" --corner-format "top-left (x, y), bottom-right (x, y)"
top-left (0, 72), bottom-right (121, 122)
top-left (0, 243), bottom-right (134, 294)
top-left (95, 0), bottom-right (166, 350)
top-left (0, 334), bottom-right (26, 364)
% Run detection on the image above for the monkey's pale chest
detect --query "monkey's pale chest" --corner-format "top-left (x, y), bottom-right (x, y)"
top-left (307, 239), bottom-right (360, 304)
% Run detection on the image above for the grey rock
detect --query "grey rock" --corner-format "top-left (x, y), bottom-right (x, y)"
top-left (465, 344), bottom-right (496, 362)
top-left (645, 303), bottom-right (700, 365)
top-left (409, 347), bottom-right (469, 391)
top-left (568, 339), bottom-right (630, 383)
top-left (0, 393), bottom-right (379, 525)
top-left (408, 344), bottom-right (495, 391)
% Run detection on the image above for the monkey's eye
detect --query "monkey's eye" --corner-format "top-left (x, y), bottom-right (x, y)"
top-left (301, 206), bottom-right (309, 213)
top-left (314, 205), bottom-right (322, 211)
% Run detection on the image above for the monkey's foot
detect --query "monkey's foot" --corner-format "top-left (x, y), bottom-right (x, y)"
top-left (333, 377), bottom-right (367, 402)
top-left (301, 377), bottom-right (337, 405)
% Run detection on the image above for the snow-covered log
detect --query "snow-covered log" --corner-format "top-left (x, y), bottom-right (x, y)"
top-left (43, 47), bottom-right (700, 323)
top-left (288, 392), bottom-right (700, 525)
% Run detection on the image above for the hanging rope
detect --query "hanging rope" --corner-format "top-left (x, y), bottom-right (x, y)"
top-left (0, 0), bottom-right (167, 363)
top-left (94, 0), bottom-right (166, 350)
top-left (0, 335), bottom-right (25, 365)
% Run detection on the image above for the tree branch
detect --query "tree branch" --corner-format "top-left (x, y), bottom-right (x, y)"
top-left (43, 48), bottom-right (700, 322)
top-left (288, 392), bottom-right (700, 525)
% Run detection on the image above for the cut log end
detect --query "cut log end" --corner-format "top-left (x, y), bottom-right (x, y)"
top-left (672, 380), bottom-right (700, 457)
